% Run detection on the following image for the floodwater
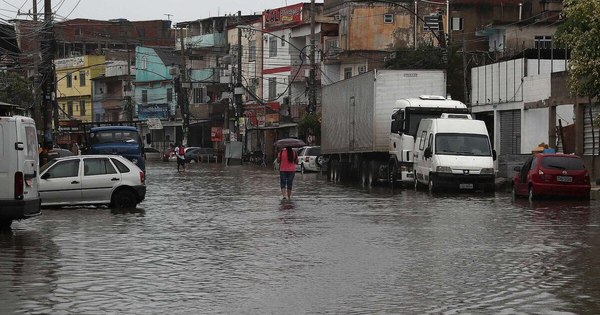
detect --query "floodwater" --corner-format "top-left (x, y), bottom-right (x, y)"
top-left (2, 161), bottom-right (600, 314)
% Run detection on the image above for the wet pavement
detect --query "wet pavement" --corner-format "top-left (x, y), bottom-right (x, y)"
top-left (2, 160), bottom-right (600, 313)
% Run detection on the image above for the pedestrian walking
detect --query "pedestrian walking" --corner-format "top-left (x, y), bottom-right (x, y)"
top-left (277, 146), bottom-right (298, 199)
top-left (175, 143), bottom-right (186, 172)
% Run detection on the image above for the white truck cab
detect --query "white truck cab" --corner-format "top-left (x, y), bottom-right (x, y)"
top-left (413, 114), bottom-right (496, 193)
top-left (0, 116), bottom-right (41, 228)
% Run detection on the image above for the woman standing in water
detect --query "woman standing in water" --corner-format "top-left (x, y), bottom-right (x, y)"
top-left (277, 146), bottom-right (298, 199)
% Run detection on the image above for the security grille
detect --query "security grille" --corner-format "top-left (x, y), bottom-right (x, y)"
top-left (499, 110), bottom-right (521, 155)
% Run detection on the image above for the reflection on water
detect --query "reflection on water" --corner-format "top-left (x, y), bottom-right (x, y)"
top-left (1, 160), bottom-right (600, 313)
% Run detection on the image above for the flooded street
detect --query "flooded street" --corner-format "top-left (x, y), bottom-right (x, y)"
top-left (2, 161), bottom-right (600, 313)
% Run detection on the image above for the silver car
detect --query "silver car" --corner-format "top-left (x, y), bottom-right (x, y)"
top-left (297, 146), bottom-right (321, 173)
top-left (39, 155), bottom-right (146, 208)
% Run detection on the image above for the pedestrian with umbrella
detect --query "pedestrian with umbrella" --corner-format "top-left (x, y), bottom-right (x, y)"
top-left (275, 138), bottom-right (304, 200)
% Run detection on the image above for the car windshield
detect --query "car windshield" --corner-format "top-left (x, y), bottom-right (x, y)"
top-left (90, 130), bottom-right (140, 144)
top-left (306, 147), bottom-right (321, 156)
top-left (541, 156), bottom-right (586, 170)
top-left (435, 133), bottom-right (491, 156)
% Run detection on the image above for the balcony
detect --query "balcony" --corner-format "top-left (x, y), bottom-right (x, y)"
top-left (189, 68), bottom-right (220, 83)
top-left (175, 33), bottom-right (226, 50)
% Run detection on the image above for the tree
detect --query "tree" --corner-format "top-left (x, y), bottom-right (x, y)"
top-left (0, 72), bottom-right (35, 107)
top-left (297, 112), bottom-right (321, 143)
top-left (555, 0), bottom-right (600, 100)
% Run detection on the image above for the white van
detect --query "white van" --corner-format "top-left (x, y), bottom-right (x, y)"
top-left (413, 113), bottom-right (496, 193)
top-left (0, 116), bottom-right (41, 228)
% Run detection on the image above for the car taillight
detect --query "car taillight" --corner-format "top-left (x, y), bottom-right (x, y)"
top-left (139, 171), bottom-right (145, 184)
top-left (538, 169), bottom-right (548, 182)
top-left (14, 171), bottom-right (24, 200)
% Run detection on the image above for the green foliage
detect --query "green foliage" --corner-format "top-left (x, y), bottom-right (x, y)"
top-left (555, 0), bottom-right (600, 99)
top-left (297, 112), bottom-right (321, 139)
top-left (384, 44), bottom-right (466, 102)
top-left (0, 72), bottom-right (35, 107)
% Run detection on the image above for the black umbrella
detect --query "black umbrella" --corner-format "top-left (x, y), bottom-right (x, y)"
top-left (273, 138), bottom-right (306, 148)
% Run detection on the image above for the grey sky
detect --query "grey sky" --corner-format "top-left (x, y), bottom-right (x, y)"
top-left (2, 1), bottom-right (320, 23)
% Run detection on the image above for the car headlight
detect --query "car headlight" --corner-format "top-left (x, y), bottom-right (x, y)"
top-left (480, 168), bottom-right (494, 175)
top-left (436, 166), bottom-right (452, 173)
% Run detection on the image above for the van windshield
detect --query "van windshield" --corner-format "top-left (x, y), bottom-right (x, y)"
top-left (90, 130), bottom-right (140, 145)
top-left (435, 133), bottom-right (491, 156)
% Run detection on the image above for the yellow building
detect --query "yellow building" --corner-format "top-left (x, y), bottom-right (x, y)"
top-left (55, 55), bottom-right (105, 122)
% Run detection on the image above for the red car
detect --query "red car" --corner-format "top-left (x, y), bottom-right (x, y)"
top-left (512, 153), bottom-right (590, 200)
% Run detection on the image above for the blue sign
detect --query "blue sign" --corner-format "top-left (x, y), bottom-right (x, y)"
top-left (138, 103), bottom-right (169, 120)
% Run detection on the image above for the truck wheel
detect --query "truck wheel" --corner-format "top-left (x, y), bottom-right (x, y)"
top-left (360, 161), bottom-right (370, 187)
top-left (388, 162), bottom-right (397, 186)
top-left (0, 219), bottom-right (12, 230)
top-left (428, 177), bottom-right (437, 194)
top-left (327, 160), bottom-right (333, 180)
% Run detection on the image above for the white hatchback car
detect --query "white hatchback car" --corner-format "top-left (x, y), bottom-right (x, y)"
top-left (297, 146), bottom-right (321, 173)
top-left (39, 155), bottom-right (146, 208)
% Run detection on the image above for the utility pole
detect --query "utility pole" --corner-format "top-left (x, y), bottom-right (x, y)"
top-left (179, 27), bottom-right (189, 145)
top-left (126, 44), bottom-right (133, 121)
top-left (40, 0), bottom-right (55, 147)
top-left (308, 0), bottom-right (317, 114)
top-left (32, 0), bottom-right (37, 21)
top-left (236, 11), bottom-right (243, 141)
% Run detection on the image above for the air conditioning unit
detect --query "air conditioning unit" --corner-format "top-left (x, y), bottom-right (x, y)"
top-left (334, 15), bottom-right (341, 21)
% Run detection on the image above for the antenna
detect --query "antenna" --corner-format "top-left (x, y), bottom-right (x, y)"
top-left (164, 14), bottom-right (172, 21)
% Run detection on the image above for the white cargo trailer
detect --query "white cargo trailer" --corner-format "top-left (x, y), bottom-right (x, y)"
top-left (322, 69), bottom-right (452, 185)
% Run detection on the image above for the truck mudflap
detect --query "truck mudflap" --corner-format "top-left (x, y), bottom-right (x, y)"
top-left (0, 198), bottom-right (42, 220)
top-left (432, 173), bottom-right (495, 192)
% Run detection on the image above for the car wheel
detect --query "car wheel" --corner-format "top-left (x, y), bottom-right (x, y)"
top-left (528, 186), bottom-right (535, 202)
top-left (111, 189), bottom-right (138, 209)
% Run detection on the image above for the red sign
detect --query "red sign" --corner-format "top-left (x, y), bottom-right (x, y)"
top-left (264, 3), bottom-right (304, 29)
top-left (211, 127), bottom-right (223, 142)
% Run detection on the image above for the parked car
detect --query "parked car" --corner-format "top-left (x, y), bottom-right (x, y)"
top-left (39, 155), bottom-right (146, 208)
top-left (512, 153), bottom-right (591, 200)
top-left (185, 147), bottom-right (216, 163)
top-left (297, 146), bottom-right (321, 173)
top-left (144, 147), bottom-right (162, 161)
top-left (162, 147), bottom-right (176, 162)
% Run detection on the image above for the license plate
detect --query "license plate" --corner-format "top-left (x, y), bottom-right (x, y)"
top-left (556, 176), bottom-right (572, 183)
top-left (459, 183), bottom-right (474, 189)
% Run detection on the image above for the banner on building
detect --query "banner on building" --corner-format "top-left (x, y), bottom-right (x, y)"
top-left (211, 127), bottom-right (223, 142)
top-left (264, 3), bottom-right (304, 29)
top-left (138, 103), bottom-right (169, 120)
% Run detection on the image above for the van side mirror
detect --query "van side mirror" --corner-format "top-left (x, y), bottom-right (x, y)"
top-left (424, 147), bottom-right (432, 159)
top-left (492, 149), bottom-right (497, 161)
top-left (41, 172), bottom-right (51, 180)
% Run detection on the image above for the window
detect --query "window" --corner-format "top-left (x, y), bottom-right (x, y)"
top-left (384, 14), bottom-right (394, 23)
top-left (358, 66), bottom-right (367, 74)
top-left (268, 77), bottom-right (277, 99)
top-left (84, 158), bottom-right (117, 176)
top-left (80, 100), bottom-right (86, 116)
top-left (141, 56), bottom-right (148, 69)
top-left (142, 90), bottom-right (148, 104)
top-left (424, 15), bottom-right (440, 31)
top-left (79, 71), bottom-right (86, 86)
top-left (193, 87), bottom-right (203, 103)
top-left (167, 88), bottom-right (173, 102)
top-left (534, 36), bottom-right (552, 49)
top-left (248, 40), bottom-right (256, 61)
top-left (269, 38), bottom-right (278, 57)
top-left (67, 101), bottom-right (73, 116)
top-left (344, 67), bottom-right (352, 79)
top-left (111, 158), bottom-right (131, 173)
top-left (281, 37), bottom-right (286, 47)
top-left (419, 131), bottom-right (427, 150)
top-left (47, 160), bottom-right (80, 178)
top-left (66, 74), bottom-right (72, 87)
top-left (452, 17), bottom-right (463, 31)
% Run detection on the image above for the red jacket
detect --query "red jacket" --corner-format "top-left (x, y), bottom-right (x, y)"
top-left (278, 149), bottom-right (298, 172)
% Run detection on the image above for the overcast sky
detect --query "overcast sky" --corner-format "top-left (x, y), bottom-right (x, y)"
top-left (1, 0), bottom-right (321, 23)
